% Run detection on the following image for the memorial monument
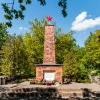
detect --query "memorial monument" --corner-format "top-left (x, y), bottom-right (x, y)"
top-left (36, 16), bottom-right (62, 83)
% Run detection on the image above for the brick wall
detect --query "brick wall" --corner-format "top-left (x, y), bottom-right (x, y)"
top-left (36, 65), bottom-right (62, 83)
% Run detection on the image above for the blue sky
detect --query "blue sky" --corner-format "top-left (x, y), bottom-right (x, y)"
top-left (0, 0), bottom-right (100, 47)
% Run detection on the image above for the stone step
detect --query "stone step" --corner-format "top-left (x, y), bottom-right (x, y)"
top-left (59, 92), bottom-right (83, 98)
top-left (0, 91), bottom-right (100, 100)
top-left (6, 87), bottom-right (85, 92)
top-left (0, 92), bottom-right (60, 98)
top-left (0, 87), bottom-right (99, 99)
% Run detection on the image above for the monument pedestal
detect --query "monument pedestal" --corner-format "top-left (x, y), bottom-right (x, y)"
top-left (36, 63), bottom-right (62, 83)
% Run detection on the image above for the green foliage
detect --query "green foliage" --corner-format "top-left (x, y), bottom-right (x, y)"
top-left (55, 32), bottom-right (76, 63)
top-left (2, 0), bottom-right (67, 27)
top-left (83, 30), bottom-right (100, 70)
top-left (0, 23), bottom-right (8, 67)
top-left (90, 70), bottom-right (100, 76)
top-left (79, 63), bottom-right (88, 77)
top-left (72, 46), bottom-right (86, 62)
top-left (0, 34), bottom-right (35, 77)
top-left (38, 0), bottom-right (68, 17)
top-left (27, 18), bottom-right (47, 64)
top-left (58, 0), bottom-right (68, 17)
top-left (63, 56), bottom-right (90, 83)
top-left (2, 0), bottom-right (31, 27)
top-left (38, 0), bottom-right (46, 6)
top-left (23, 32), bottom-right (36, 76)
top-left (0, 35), bottom-right (13, 75)
top-left (78, 63), bottom-right (89, 83)
top-left (63, 52), bottom-right (80, 81)
top-left (0, 23), bottom-right (8, 49)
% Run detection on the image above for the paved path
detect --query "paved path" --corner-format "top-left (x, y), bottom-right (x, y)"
top-left (0, 81), bottom-right (100, 92)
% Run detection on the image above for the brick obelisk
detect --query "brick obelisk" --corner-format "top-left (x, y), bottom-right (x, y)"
top-left (43, 25), bottom-right (55, 63)
top-left (36, 16), bottom-right (62, 83)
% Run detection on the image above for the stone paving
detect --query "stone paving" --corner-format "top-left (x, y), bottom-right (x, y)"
top-left (0, 81), bottom-right (100, 92)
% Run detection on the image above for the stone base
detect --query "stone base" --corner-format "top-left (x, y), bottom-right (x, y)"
top-left (36, 63), bottom-right (62, 83)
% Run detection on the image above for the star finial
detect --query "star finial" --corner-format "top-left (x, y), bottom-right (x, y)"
top-left (46, 15), bottom-right (52, 22)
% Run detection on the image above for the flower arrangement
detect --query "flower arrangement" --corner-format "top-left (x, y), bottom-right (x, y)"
top-left (30, 78), bottom-right (60, 85)
top-left (46, 81), bottom-right (53, 86)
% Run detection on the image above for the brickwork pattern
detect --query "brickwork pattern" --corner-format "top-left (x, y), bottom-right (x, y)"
top-left (43, 25), bottom-right (55, 63)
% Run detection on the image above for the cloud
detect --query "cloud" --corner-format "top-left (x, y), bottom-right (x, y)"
top-left (71, 11), bottom-right (100, 31)
top-left (19, 27), bottom-right (27, 30)
top-left (19, 27), bottom-right (23, 30)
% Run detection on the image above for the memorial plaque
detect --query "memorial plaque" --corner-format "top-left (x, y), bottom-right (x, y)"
top-left (44, 71), bottom-right (55, 81)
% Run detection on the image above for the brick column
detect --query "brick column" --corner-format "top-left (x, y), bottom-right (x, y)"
top-left (43, 25), bottom-right (55, 63)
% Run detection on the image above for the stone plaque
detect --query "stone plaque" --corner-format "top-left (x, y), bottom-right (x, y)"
top-left (44, 71), bottom-right (55, 81)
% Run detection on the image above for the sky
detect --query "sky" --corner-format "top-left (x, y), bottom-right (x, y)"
top-left (0, 0), bottom-right (100, 47)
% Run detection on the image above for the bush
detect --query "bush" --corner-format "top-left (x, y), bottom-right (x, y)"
top-left (77, 78), bottom-right (91, 83)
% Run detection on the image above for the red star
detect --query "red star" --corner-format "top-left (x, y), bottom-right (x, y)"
top-left (46, 15), bottom-right (52, 21)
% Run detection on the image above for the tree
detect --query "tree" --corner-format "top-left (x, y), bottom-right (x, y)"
top-left (0, 23), bottom-right (8, 50)
top-left (0, 23), bottom-right (8, 66)
top-left (72, 45), bottom-right (86, 62)
top-left (78, 63), bottom-right (89, 82)
top-left (0, 34), bottom-right (35, 77)
top-left (0, 35), bottom-right (13, 76)
top-left (2, 0), bottom-right (68, 27)
top-left (55, 32), bottom-right (76, 64)
top-left (83, 30), bottom-right (100, 71)
top-left (63, 52), bottom-right (80, 81)
top-left (23, 32), bottom-right (37, 76)
top-left (65, 45), bottom-right (90, 82)
top-left (26, 18), bottom-right (46, 64)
